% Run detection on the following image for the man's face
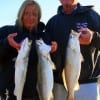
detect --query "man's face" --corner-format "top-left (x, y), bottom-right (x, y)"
top-left (59, 0), bottom-right (77, 6)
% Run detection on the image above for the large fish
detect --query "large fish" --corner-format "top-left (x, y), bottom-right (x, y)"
top-left (14, 38), bottom-right (32, 100)
top-left (63, 30), bottom-right (83, 100)
top-left (36, 39), bottom-right (55, 100)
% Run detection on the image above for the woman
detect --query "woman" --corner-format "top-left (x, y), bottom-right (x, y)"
top-left (0, 0), bottom-right (57, 100)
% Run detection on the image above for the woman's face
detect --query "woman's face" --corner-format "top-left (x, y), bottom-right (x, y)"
top-left (22, 4), bottom-right (39, 31)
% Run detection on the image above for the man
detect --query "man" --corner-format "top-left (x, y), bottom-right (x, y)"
top-left (45, 0), bottom-right (100, 99)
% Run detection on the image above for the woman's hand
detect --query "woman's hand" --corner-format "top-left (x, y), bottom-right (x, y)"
top-left (50, 41), bottom-right (58, 53)
top-left (78, 28), bottom-right (94, 45)
top-left (7, 33), bottom-right (21, 50)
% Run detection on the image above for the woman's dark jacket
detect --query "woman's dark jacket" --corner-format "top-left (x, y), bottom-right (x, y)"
top-left (45, 3), bottom-right (100, 84)
top-left (0, 22), bottom-right (50, 98)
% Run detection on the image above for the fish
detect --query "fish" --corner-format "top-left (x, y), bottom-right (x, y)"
top-left (63, 30), bottom-right (83, 100)
top-left (14, 38), bottom-right (32, 100)
top-left (36, 39), bottom-right (55, 100)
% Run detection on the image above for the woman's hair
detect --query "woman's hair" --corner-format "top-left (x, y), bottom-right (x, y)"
top-left (17, 0), bottom-right (41, 28)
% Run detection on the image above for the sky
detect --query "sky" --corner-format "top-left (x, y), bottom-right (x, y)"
top-left (0, 0), bottom-right (100, 27)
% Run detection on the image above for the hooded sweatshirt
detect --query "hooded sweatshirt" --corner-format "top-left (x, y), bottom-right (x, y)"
top-left (46, 3), bottom-right (100, 84)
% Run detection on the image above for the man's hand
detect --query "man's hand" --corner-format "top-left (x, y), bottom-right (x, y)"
top-left (78, 28), bottom-right (94, 45)
top-left (51, 41), bottom-right (58, 53)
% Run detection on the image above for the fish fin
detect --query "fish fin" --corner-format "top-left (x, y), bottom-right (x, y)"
top-left (74, 81), bottom-right (80, 91)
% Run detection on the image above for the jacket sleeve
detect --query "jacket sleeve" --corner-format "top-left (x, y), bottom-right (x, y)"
top-left (89, 9), bottom-right (100, 50)
top-left (45, 19), bottom-right (54, 42)
top-left (0, 26), bottom-right (13, 63)
top-left (92, 32), bottom-right (100, 50)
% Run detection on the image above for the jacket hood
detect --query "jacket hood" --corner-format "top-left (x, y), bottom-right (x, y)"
top-left (57, 3), bottom-right (94, 15)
